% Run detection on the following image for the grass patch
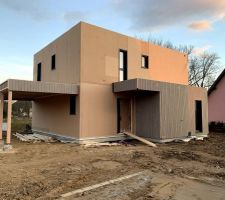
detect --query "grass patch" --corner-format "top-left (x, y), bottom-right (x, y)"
top-left (11, 118), bottom-right (31, 133)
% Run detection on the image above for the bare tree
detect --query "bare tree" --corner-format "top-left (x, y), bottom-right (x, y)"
top-left (138, 36), bottom-right (222, 89)
top-left (189, 52), bottom-right (220, 88)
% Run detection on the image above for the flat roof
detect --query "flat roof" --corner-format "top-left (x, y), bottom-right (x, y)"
top-left (113, 79), bottom-right (206, 93)
top-left (0, 79), bottom-right (79, 100)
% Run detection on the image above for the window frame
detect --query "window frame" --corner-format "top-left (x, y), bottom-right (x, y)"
top-left (37, 62), bottom-right (42, 81)
top-left (51, 54), bottom-right (56, 70)
top-left (119, 49), bottom-right (128, 81)
top-left (69, 95), bottom-right (76, 115)
top-left (141, 55), bottom-right (149, 69)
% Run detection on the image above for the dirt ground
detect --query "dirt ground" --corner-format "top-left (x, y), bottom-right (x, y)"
top-left (0, 133), bottom-right (225, 200)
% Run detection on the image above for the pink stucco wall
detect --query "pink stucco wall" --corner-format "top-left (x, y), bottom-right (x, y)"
top-left (208, 76), bottom-right (225, 122)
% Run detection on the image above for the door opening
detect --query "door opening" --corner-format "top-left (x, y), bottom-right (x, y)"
top-left (117, 98), bottom-right (131, 133)
top-left (195, 100), bottom-right (203, 132)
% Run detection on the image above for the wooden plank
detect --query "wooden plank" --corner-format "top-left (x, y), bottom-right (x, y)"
top-left (124, 132), bottom-right (157, 148)
top-left (61, 171), bottom-right (145, 198)
top-left (6, 91), bottom-right (12, 144)
top-left (0, 93), bottom-right (3, 140)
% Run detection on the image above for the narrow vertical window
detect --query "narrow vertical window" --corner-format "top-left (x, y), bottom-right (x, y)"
top-left (51, 54), bottom-right (56, 70)
top-left (119, 50), bottom-right (127, 81)
top-left (70, 95), bottom-right (76, 115)
top-left (141, 55), bottom-right (149, 69)
top-left (37, 63), bottom-right (42, 81)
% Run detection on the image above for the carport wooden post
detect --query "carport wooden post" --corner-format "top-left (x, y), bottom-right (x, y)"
top-left (0, 93), bottom-right (4, 140)
top-left (6, 91), bottom-right (12, 144)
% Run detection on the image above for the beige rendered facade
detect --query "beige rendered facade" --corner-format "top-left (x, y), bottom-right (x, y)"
top-left (0, 22), bottom-right (208, 144)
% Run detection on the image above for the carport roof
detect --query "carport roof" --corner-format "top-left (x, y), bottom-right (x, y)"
top-left (0, 79), bottom-right (79, 100)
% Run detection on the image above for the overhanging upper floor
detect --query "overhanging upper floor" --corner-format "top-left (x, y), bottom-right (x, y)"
top-left (0, 79), bottom-right (79, 100)
top-left (113, 78), bottom-right (187, 93)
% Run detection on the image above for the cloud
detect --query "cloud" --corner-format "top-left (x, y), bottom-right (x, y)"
top-left (192, 45), bottom-right (212, 56)
top-left (112, 0), bottom-right (225, 31)
top-left (0, 0), bottom-right (54, 21)
top-left (63, 11), bottom-right (86, 24)
top-left (188, 21), bottom-right (212, 31)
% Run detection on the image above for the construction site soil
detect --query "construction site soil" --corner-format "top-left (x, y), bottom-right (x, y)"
top-left (0, 132), bottom-right (225, 200)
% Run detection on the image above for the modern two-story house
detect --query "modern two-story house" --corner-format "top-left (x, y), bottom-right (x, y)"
top-left (0, 22), bottom-right (208, 144)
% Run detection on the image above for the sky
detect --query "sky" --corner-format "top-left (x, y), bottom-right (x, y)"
top-left (0, 0), bottom-right (225, 82)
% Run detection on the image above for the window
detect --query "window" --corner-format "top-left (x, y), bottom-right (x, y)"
top-left (37, 63), bottom-right (42, 81)
top-left (119, 50), bottom-right (127, 81)
top-left (51, 54), bottom-right (56, 70)
top-left (70, 95), bottom-right (76, 115)
top-left (141, 55), bottom-right (149, 69)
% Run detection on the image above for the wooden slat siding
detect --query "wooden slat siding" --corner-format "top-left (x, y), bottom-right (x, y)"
top-left (113, 79), bottom-right (208, 139)
top-left (0, 81), bottom-right (8, 91)
top-left (7, 79), bottom-right (79, 94)
top-left (136, 92), bottom-right (160, 139)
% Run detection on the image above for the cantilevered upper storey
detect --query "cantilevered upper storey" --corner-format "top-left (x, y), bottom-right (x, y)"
top-left (34, 22), bottom-right (188, 86)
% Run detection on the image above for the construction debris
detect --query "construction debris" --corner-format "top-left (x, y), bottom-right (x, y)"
top-left (124, 132), bottom-right (157, 148)
top-left (173, 135), bottom-right (207, 143)
top-left (83, 142), bottom-right (121, 148)
top-left (13, 132), bottom-right (56, 143)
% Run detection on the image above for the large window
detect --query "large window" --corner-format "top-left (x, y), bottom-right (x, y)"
top-left (51, 54), bottom-right (56, 70)
top-left (37, 63), bottom-right (42, 81)
top-left (119, 50), bottom-right (127, 81)
top-left (70, 95), bottom-right (76, 115)
top-left (141, 55), bottom-right (149, 69)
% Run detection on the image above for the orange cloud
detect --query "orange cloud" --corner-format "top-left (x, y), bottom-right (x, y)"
top-left (188, 21), bottom-right (212, 31)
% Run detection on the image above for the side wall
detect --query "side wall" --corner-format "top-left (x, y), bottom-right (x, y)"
top-left (32, 95), bottom-right (80, 138)
top-left (33, 23), bottom-right (81, 84)
top-left (32, 24), bottom-right (81, 138)
top-left (208, 76), bottom-right (225, 122)
top-left (188, 87), bottom-right (208, 135)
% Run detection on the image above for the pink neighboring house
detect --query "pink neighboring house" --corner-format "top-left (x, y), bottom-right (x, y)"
top-left (208, 69), bottom-right (225, 123)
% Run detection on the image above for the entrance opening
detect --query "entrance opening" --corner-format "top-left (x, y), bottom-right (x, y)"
top-left (195, 100), bottom-right (203, 132)
top-left (117, 98), bottom-right (131, 133)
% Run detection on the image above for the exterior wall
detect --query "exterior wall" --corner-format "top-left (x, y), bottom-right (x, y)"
top-left (33, 23), bottom-right (81, 84)
top-left (208, 76), bottom-right (225, 122)
top-left (79, 22), bottom-right (188, 139)
top-left (136, 92), bottom-right (160, 140)
top-left (32, 95), bottom-right (80, 138)
top-left (80, 22), bottom-right (188, 85)
top-left (159, 84), bottom-right (189, 139)
top-left (188, 87), bottom-right (208, 135)
top-left (79, 83), bottom-right (117, 138)
top-left (113, 79), bottom-right (208, 140)
top-left (31, 22), bottom-right (192, 140)
top-left (32, 24), bottom-right (81, 138)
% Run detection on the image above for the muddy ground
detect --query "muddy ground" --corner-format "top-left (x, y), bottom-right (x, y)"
top-left (0, 133), bottom-right (225, 200)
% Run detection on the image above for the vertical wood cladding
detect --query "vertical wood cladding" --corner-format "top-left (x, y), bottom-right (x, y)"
top-left (113, 79), bottom-right (208, 140)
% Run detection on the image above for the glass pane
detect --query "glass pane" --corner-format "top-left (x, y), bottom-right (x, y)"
top-left (142, 56), bottom-right (145, 67)
top-left (120, 70), bottom-right (124, 81)
top-left (120, 51), bottom-right (124, 69)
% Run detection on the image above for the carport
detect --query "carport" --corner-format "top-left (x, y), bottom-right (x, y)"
top-left (0, 79), bottom-right (79, 144)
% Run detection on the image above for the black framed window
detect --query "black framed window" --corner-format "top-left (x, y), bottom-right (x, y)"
top-left (37, 63), bottom-right (42, 81)
top-left (51, 54), bottom-right (56, 70)
top-left (70, 95), bottom-right (76, 115)
top-left (119, 49), bottom-right (127, 81)
top-left (141, 55), bottom-right (149, 69)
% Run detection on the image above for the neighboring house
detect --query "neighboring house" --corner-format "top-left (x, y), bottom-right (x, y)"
top-left (0, 22), bottom-right (208, 144)
top-left (208, 69), bottom-right (225, 123)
